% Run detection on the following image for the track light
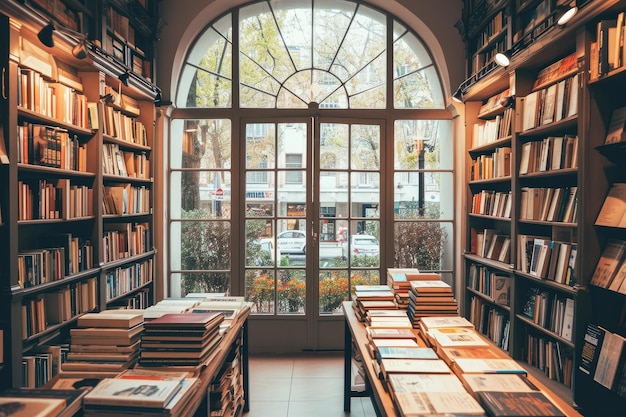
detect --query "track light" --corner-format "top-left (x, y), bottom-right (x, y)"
top-left (119, 71), bottom-right (130, 87)
top-left (452, 87), bottom-right (464, 103)
top-left (37, 23), bottom-right (55, 48)
top-left (38, 21), bottom-right (90, 59)
top-left (495, 50), bottom-right (511, 67)
top-left (72, 40), bottom-right (89, 59)
top-left (557, 2), bottom-right (578, 26)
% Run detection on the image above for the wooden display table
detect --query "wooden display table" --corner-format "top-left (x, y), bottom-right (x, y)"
top-left (342, 301), bottom-right (583, 417)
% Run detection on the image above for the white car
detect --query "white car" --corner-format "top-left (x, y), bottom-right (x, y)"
top-left (345, 234), bottom-right (379, 257)
top-left (276, 230), bottom-right (306, 254)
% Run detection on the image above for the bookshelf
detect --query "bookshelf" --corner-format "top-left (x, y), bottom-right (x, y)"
top-left (461, 0), bottom-right (626, 412)
top-left (574, 10), bottom-right (626, 413)
top-left (0, 1), bottom-right (158, 389)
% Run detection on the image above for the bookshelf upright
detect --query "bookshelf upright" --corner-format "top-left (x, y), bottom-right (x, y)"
top-left (460, 0), bottom-right (626, 412)
top-left (0, 0), bottom-right (159, 389)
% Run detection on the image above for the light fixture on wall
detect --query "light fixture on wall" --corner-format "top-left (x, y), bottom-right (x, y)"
top-left (119, 71), bottom-right (130, 87)
top-left (557, 1), bottom-right (578, 26)
top-left (495, 50), bottom-right (512, 67)
top-left (37, 21), bottom-right (90, 59)
top-left (452, 87), bottom-right (464, 103)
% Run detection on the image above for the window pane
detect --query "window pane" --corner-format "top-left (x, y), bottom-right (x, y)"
top-left (351, 124), bottom-right (380, 170)
top-left (246, 269), bottom-right (276, 314)
top-left (394, 120), bottom-right (453, 171)
top-left (172, 220), bottom-right (231, 270)
top-left (278, 269), bottom-right (306, 314)
top-left (394, 221), bottom-right (449, 271)
top-left (175, 272), bottom-right (231, 297)
top-left (394, 66), bottom-right (444, 109)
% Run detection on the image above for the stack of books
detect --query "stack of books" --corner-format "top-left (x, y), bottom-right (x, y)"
top-left (209, 346), bottom-right (244, 417)
top-left (82, 369), bottom-right (199, 417)
top-left (407, 279), bottom-right (458, 329)
top-left (386, 268), bottom-right (419, 308)
top-left (190, 295), bottom-right (247, 332)
top-left (142, 297), bottom-right (205, 320)
top-left (138, 311), bottom-right (224, 367)
top-left (62, 311), bottom-right (144, 375)
top-left (352, 285), bottom-right (397, 321)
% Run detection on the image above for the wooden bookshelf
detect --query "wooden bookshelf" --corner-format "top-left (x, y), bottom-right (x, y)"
top-left (461, 0), bottom-right (626, 414)
top-left (0, 1), bottom-right (159, 389)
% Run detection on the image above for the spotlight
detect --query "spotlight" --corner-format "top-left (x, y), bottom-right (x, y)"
top-left (452, 87), bottom-right (464, 103)
top-left (499, 95), bottom-right (515, 108)
top-left (38, 21), bottom-right (90, 59)
top-left (119, 71), bottom-right (130, 87)
top-left (154, 89), bottom-right (162, 104)
top-left (557, 2), bottom-right (578, 26)
top-left (495, 50), bottom-right (511, 67)
top-left (72, 40), bottom-right (89, 59)
top-left (38, 23), bottom-right (55, 48)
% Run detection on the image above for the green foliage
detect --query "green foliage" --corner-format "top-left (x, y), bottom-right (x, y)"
top-left (394, 209), bottom-right (447, 270)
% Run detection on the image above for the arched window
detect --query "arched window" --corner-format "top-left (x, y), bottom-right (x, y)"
top-left (168, 0), bottom-right (454, 319)
top-left (176, 1), bottom-right (444, 109)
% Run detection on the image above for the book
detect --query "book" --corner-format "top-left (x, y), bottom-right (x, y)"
top-left (388, 373), bottom-right (486, 416)
top-left (0, 388), bottom-right (87, 417)
top-left (597, 19), bottom-right (618, 76)
top-left (461, 374), bottom-right (538, 394)
top-left (0, 397), bottom-right (66, 417)
top-left (83, 377), bottom-right (182, 409)
top-left (452, 358), bottom-right (527, 374)
top-left (377, 346), bottom-right (439, 360)
top-left (593, 329), bottom-right (626, 389)
top-left (476, 391), bottom-right (566, 416)
top-left (438, 346), bottom-right (506, 367)
top-left (0, 124), bottom-right (8, 164)
top-left (595, 183), bottom-right (626, 227)
top-left (578, 323), bottom-right (605, 376)
top-left (381, 358), bottom-right (451, 376)
top-left (589, 239), bottom-right (626, 288)
top-left (77, 311), bottom-right (144, 328)
top-left (419, 316), bottom-right (474, 332)
top-left (428, 328), bottom-right (489, 348)
top-left (605, 106), bottom-right (626, 144)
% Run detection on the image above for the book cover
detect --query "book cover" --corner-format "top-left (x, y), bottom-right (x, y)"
top-left (0, 388), bottom-right (87, 417)
top-left (377, 346), bottom-right (438, 360)
top-left (143, 312), bottom-right (224, 329)
top-left (595, 183), bottom-right (626, 227)
top-left (605, 106), bottom-right (626, 144)
top-left (381, 358), bottom-right (451, 376)
top-left (461, 374), bottom-right (538, 394)
top-left (477, 391), bottom-right (565, 416)
top-left (83, 377), bottom-right (182, 409)
top-left (420, 316), bottom-right (474, 331)
top-left (0, 397), bottom-right (66, 417)
top-left (77, 311), bottom-right (144, 328)
top-left (578, 323), bottom-right (605, 376)
top-left (453, 358), bottom-right (527, 374)
top-left (388, 374), bottom-right (485, 415)
top-left (589, 239), bottom-right (626, 288)
top-left (593, 329), bottom-right (626, 389)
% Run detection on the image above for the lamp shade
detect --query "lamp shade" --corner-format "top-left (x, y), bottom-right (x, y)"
top-left (38, 23), bottom-right (55, 48)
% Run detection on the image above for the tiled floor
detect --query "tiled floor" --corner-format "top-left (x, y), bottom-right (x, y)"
top-left (244, 352), bottom-right (377, 417)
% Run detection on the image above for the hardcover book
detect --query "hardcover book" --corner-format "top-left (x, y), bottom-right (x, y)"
top-left (0, 397), bottom-right (66, 417)
top-left (476, 391), bottom-right (565, 417)
top-left (77, 311), bottom-right (143, 328)
top-left (461, 374), bottom-right (538, 394)
top-left (83, 377), bottom-right (182, 409)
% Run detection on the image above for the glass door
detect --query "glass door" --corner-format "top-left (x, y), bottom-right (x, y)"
top-left (243, 118), bottom-right (383, 349)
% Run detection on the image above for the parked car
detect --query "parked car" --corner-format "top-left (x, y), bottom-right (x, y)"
top-left (276, 230), bottom-right (306, 254)
top-left (344, 234), bottom-right (379, 257)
